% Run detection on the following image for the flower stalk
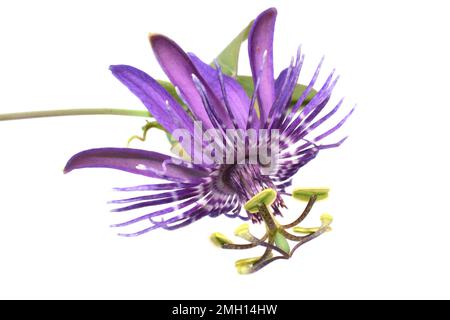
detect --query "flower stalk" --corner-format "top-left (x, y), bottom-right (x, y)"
top-left (0, 108), bottom-right (150, 121)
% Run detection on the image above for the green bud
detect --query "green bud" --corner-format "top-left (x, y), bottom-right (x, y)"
top-left (244, 188), bottom-right (277, 213)
top-left (292, 188), bottom-right (330, 202)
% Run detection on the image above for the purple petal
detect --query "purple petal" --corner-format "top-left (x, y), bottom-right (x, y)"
top-left (110, 65), bottom-right (193, 137)
top-left (275, 68), bottom-right (288, 96)
top-left (150, 34), bottom-right (232, 129)
top-left (188, 53), bottom-right (251, 129)
top-left (64, 148), bottom-right (209, 182)
top-left (248, 7), bottom-right (277, 124)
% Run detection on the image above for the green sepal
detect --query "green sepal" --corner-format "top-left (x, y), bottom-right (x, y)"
top-left (211, 21), bottom-right (253, 77)
top-left (157, 80), bottom-right (188, 111)
top-left (236, 75), bottom-right (317, 108)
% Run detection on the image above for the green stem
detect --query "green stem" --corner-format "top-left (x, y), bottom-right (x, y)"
top-left (0, 108), bottom-right (150, 121)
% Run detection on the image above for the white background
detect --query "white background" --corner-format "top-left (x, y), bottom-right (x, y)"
top-left (0, 0), bottom-right (449, 299)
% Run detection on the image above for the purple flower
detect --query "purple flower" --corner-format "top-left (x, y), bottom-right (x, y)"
top-left (64, 8), bottom-right (353, 237)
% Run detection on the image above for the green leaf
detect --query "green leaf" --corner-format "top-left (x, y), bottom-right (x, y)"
top-left (236, 75), bottom-right (317, 108)
top-left (212, 20), bottom-right (254, 77)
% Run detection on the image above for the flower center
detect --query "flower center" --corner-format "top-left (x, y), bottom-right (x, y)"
top-left (218, 164), bottom-right (285, 220)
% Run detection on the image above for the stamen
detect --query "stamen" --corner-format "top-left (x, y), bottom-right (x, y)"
top-left (210, 232), bottom-right (232, 247)
top-left (282, 194), bottom-right (317, 228)
top-left (292, 188), bottom-right (329, 202)
top-left (243, 188), bottom-right (277, 213)
top-left (211, 187), bottom-right (334, 274)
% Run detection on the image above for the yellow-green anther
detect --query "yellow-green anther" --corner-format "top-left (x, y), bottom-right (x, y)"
top-left (235, 256), bottom-right (261, 267)
top-left (235, 256), bottom-right (259, 275)
top-left (235, 263), bottom-right (253, 275)
top-left (234, 223), bottom-right (249, 236)
top-left (274, 231), bottom-right (290, 253)
top-left (320, 213), bottom-right (333, 225)
top-left (235, 254), bottom-right (273, 275)
top-left (293, 226), bottom-right (332, 234)
top-left (210, 232), bottom-right (232, 247)
top-left (244, 188), bottom-right (277, 213)
top-left (234, 223), bottom-right (253, 241)
top-left (292, 213), bottom-right (333, 234)
top-left (293, 226), bottom-right (320, 234)
top-left (292, 188), bottom-right (329, 202)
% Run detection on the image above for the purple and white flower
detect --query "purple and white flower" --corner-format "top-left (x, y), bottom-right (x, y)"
top-left (64, 8), bottom-right (353, 237)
